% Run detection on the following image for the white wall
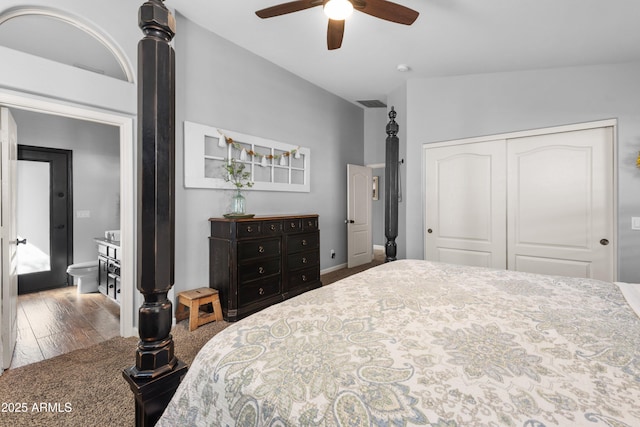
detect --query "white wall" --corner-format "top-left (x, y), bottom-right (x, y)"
top-left (12, 109), bottom-right (120, 264)
top-left (0, 0), bottom-right (138, 114)
top-left (171, 14), bottom-right (364, 294)
top-left (400, 61), bottom-right (640, 281)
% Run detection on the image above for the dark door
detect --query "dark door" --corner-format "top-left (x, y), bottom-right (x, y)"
top-left (17, 145), bottom-right (73, 294)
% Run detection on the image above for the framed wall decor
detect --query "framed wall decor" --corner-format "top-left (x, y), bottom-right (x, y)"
top-left (184, 121), bottom-right (311, 192)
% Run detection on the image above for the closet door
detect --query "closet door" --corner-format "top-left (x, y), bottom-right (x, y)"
top-left (507, 127), bottom-right (614, 281)
top-left (424, 140), bottom-right (507, 268)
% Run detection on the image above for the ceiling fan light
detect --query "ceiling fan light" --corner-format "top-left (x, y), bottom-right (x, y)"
top-left (324, 0), bottom-right (353, 20)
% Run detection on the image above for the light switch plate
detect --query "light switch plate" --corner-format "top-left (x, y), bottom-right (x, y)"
top-left (76, 210), bottom-right (91, 218)
top-left (632, 217), bottom-right (640, 230)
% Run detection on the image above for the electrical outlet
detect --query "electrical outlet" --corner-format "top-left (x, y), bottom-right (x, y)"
top-left (330, 249), bottom-right (336, 259)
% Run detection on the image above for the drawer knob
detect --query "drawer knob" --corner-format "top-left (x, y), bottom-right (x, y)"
top-left (259, 287), bottom-right (264, 295)
top-left (301, 275), bottom-right (307, 282)
top-left (258, 245), bottom-right (265, 253)
top-left (270, 224), bottom-right (276, 231)
top-left (247, 226), bottom-right (253, 232)
top-left (290, 222), bottom-right (296, 229)
top-left (301, 239), bottom-right (307, 246)
top-left (258, 266), bottom-right (265, 274)
top-left (302, 257), bottom-right (307, 264)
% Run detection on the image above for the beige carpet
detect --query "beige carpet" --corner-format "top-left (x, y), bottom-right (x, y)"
top-left (0, 319), bottom-right (230, 427)
top-left (0, 251), bottom-right (385, 426)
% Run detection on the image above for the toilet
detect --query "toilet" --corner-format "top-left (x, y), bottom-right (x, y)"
top-left (66, 261), bottom-right (99, 294)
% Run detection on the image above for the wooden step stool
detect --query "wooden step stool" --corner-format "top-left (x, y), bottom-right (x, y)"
top-left (176, 287), bottom-right (223, 331)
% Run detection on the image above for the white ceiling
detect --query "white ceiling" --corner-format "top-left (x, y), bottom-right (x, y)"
top-left (166, 0), bottom-right (640, 106)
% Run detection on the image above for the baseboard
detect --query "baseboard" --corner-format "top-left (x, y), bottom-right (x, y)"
top-left (321, 263), bottom-right (347, 275)
top-left (373, 244), bottom-right (384, 251)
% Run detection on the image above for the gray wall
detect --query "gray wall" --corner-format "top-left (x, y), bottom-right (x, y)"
top-left (364, 108), bottom-right (387, 247)
top-left (394, 61), bottom-right (640, 281)
top-left (172, 14), bottom-right (364, 294)
top-left (12, 109), bottom-right (120, 264)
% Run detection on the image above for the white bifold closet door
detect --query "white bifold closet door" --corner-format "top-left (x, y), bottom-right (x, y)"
top-left (425, 126), bottom-right (614, 281)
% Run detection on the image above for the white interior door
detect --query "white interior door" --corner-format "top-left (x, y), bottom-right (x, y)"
top-left (347, 164), bottom-right (372, 268)
top-left (425, 140), bottom-right (507, 268)
top-left (1, 107), bottom-right (18, 371)
top-left (507, 127), bottom-right (614, 281)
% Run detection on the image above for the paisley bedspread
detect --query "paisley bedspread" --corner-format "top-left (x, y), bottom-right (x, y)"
top-left (158, 260), bottom-right (640, 426)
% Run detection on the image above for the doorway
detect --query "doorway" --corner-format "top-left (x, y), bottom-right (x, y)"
top-left (0, 7), bottom-right (138, 364)
top-left (17, 145), bottom-right (73, 294)
top-left (5, 107), bottom-right (127, 369)
top-left (346, 164), bottom-right (373, 268)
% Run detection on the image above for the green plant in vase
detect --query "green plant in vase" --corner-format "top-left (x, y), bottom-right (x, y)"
top-left (223, 158), bottom-right (254, 217)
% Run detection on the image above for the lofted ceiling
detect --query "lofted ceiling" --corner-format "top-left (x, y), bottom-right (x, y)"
top-left (1, 1), bottom-right (638, 108)
top-left (166, 0), bottom-right (640, 106)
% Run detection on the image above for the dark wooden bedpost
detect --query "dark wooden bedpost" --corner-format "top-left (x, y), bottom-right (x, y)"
top-left (123, 1), bottom-right (187, 426)
top-left (384, 107), bottom-right (399, 262)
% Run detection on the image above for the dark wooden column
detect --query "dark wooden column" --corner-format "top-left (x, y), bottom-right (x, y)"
top-left (123, 2), bottom-right (187, 426)
top-left (384, 107), bottom-right (399, 262)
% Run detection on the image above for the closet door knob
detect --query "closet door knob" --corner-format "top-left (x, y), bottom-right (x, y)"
top-left (427, 229), bottom-right (433, 234)
top-left (600, 238), bottom-right (609, 246)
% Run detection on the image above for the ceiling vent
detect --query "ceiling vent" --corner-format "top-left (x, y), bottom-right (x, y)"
top-left (356, 99), bottom-right (387, 108)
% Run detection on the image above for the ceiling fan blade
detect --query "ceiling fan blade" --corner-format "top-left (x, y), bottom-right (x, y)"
top-left (256, 0), bottom-right (322, 18)
top-left (327, 19), bottom-right (345, 50)
top-left (356, 0), bottom-right (419, 25)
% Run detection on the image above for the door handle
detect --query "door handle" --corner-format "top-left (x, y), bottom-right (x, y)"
top-left (345, 219), bottom-right (355, 224)
top-left (55, 224), bottom-right (65, 230)
top-left (600, 238), bottom-right (609, 246)
top-left (16, 238), bottom-right (27, 245)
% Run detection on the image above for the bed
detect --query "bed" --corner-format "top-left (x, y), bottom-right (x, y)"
top-left (157, 260), bottom-right (640, 426)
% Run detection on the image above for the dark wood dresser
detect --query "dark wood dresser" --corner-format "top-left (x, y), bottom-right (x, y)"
top-left (209, 214), bottom-right (321, 321)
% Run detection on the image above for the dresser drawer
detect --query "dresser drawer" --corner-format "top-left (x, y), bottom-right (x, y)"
top-left (289, 266), bottom-right (320, 289)
top-left (263, 220), bottom-right (283, 235)
top-left (287, 232), bottom-right (319, 253)
top-left (288, 249), bottom-right (319, 270)
top-left (283, 218), bottom-right (302, 233)
top-left (237, 222), bottom-right (262, 238)
top-left (302, 217), bottom-right (318, 231)
top-left (238, 238), bottom-right (280, 260)
top-left (238, 276), bottom-right (281, 307)
top-left (239, 258), bottom-right (281, 283)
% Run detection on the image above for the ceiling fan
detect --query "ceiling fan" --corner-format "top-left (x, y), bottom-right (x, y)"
top-left (255, 0), bottom-right (419, 50)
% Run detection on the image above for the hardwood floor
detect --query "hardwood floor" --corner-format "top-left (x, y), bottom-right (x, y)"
top-left (10, 286), bottom-right (120, 369)
top-left (8, 247), bottom-right (384, 370)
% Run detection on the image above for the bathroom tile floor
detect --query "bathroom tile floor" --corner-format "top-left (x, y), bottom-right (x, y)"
top-left (9, 286), bottom-right (120, 369)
